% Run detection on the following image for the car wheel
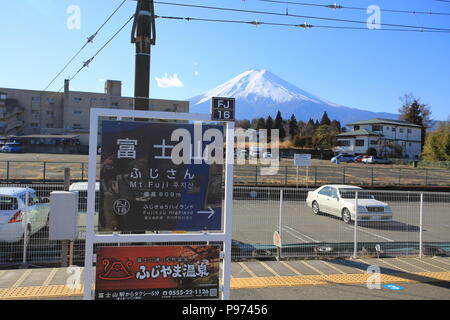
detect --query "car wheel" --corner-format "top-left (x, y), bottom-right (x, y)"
top-left (342, 208), bottom-right (352, 224)
top-left (312, 201), bottom-right (321, 215)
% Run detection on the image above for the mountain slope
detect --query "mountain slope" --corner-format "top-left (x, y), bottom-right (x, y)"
top-left (189, 69), bottom-right (398, 124)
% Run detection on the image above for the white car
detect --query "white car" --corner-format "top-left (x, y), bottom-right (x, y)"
top-left (262, 151), bottom-right (273, 159)
top-left (0, 188), bottom-right (50, 242)
top-left (69, 182), bottom-right (100, 239)
top-left (305, 185), bottom-right (393, 224)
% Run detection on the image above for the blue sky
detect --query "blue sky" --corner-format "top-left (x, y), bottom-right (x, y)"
top-left (0, 0), bottom-right (449, 120)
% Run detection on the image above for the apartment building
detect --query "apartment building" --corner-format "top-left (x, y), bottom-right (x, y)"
top-left (0, 80), bottom-right (189, 146)
top-left (334, 118), bottom-right (422, 159)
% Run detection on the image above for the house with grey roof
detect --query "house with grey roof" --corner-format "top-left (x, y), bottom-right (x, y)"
top-left (334, 118), bottom-right (422, 159)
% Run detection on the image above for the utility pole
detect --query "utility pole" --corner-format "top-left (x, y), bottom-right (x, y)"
top-left (131, 0), bottom-right (156, 113)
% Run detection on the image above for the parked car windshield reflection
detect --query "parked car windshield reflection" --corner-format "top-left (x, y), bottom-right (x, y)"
top-left (339, 190), bottom-right (375, 199)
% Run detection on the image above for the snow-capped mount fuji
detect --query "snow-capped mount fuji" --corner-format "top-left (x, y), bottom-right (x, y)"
top-left (189, 69), bottom-right (398, 124)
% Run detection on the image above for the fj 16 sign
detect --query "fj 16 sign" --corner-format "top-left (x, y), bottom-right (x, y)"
top-left (99, 120), bottom-right (224, 232)
top-left (95, 245), bottom-right (220, 300)
top-left (211, 97), bottom-right (235, 121)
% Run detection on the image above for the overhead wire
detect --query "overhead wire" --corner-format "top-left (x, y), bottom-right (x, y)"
top-left (255, 0), bottom-right (450, 16)
top-left (42, 0), bottom-right (128, 92)
top-left (153, 1), bottom-right (450, 32)
top-left (155, 14), bottom-right (450, 33)
top-left (54, 14), bottom-right (136, 93)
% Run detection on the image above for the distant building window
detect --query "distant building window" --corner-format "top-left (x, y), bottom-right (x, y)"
top-left (338, 140), bottom-right (350, 147)
top-left (30, 123), bottom-right (39, 128)
top-left (355, 139), bottom-right (365, 147)
top-left (385, 126), bottom-right (389, 131)
top-left (46, 110), bottom-right (54, 116)
top-left (392, 127), bottom-right (396, 132)
top-left (73, 124), bottom-right (82, 129)
top-left (74, 97), bottom-right (82, 102)
top-left (409, 143), bottom-right (412, 147)
top-left (370, 140), bottom-right (378, 145)
top-left (47, 98), bottom-right (55, 104)
top-left (0, 93), bottom-right (6, 100)
top-left (46, 124), bottom-right (54, 128)
top-left (407, 128), bottom-right (412, 134)
top-left (31, 110), bottom-right (39, 115)
top-left (399, 128), bottom-right (404, 133)
top-left (353, 125), bottom-right (360, 130)
top-left (73, 110), bottom-right (82, 114)
top-left (111, 102), bottom-right (119, 107)
top-left (372, 125), bottom-right (382, 131)
top-left (31, 96), bottom-right (40, 102)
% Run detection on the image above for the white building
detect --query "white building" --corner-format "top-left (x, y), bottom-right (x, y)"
top-left (334, 118), bottom-right (422, 159)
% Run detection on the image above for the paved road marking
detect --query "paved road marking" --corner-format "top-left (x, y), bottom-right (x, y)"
top-left (280, 227), bottom-right (308, 243)
top-left (375, 259), bottom-right (410, 273)
top-left (344, 226), bottom-right (394, 242)
top-left (284, 225), bottom-right (320, 243)
top-left (432, 257), bottom-right (450, 267)
top-left (42, 268), bottom-right (59, 287)
top-left (258, 261), bottom-right (280, 277)
top-left (5, 271), bottom-right (450, 299)
top-left (395, 258), bottom-right (430, 272)
top-left (300, 261), bottom-right (325, 275)
top-left (12, 270), bottom-right (33, 288)
top-left (321, 261), bottom-right (346, 274)
top-left (280, 261), bottom-right (303, 276)
top-left (339, 259), bottom-right (366, 274)
top-left (238, 262), bottom-right (257, 278)
top-left (413, 258), bottom-right (448, 272)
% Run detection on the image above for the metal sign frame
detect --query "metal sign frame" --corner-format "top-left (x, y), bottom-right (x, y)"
top-left (83, 108), bottom-right (235, 300)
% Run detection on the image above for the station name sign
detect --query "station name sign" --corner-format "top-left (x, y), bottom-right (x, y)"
top-left (99, 120), bottom-right (224, 232)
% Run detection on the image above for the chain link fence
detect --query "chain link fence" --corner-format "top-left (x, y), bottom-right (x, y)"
top-left (0, 183), bottom-right (449, 267)
top-left (1, 160), bottom-right (450, 186)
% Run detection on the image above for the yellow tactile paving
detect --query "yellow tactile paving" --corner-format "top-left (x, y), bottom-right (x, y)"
top-left (230, 271), bottom-right (450, 289)
top-left (1, 272), bottom-right (449, 299)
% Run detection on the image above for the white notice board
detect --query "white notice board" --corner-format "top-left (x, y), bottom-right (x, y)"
top-left (294, 153), bottom-right (311, 166)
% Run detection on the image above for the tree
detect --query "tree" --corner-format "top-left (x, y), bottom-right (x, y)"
top-left (266, 116), bottom-right (274, 141)
top-left (422, 122), bottom-right (450, 161)
top-left (236, 119), bottom-right (251, 129)
top-left (366, 147), bottom-right (377, 156)
top-left (319, 112), bottom-right (331, 126)
top-left (274, 111), bottom-right (286, 140)
top-left (398, 93), bottom-right (432, 149)
top-left (288, 114), bottom-right (298, 137)
top-left (256, 117), bottom-right (266, 130)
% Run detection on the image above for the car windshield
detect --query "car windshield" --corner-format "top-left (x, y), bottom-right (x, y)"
top-left (0, 196), bottom-right (18, 210)
top-left (339, 190), bottom-right (375, 199)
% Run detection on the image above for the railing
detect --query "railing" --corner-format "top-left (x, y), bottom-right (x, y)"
top-left (0, 183), bottom-right (448, 267)
top-left (1, 161), bottom-right (450, 186)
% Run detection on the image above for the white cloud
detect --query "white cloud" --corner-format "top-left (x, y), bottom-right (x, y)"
top-left (155, 73), bottom-right (184, 88)
top-left (194, 70), bottom-right (199, 76)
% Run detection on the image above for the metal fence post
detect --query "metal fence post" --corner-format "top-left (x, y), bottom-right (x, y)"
top-left (6, 161), bottom-right (10, 183)
top-left (285, 166), bottom-right (288, 186)
top-left (81, 162), bottom-right (85, 181)
top-left (342, 167), bottom-right (346, 184)
top-left (419, 193), bottom-right (423, 258)
top-left (277, 189), bottom-right (283, 261)
top-left (353, 191), bottom-right (358, 259)
top-left (314, 167), bottom-right (317, 186)
top-left (42, 162), bottom-right (47, 182)
top-left (371, 167), bottom-right (374, 186)
top-left (398, 168), bottom-right (401, 186)
top-left (22, 188), bottom-right (29, 267)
